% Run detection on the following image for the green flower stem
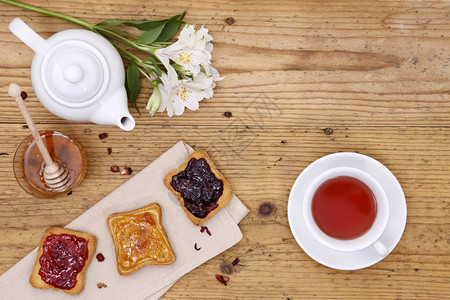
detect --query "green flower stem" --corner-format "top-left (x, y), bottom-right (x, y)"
top-left (96, 25), bottom-right (138, 40)
top-left (138, 67), bottom-right (154, 82)
top-left (0, 0), bottom-right (94, 30)
top-left (113, 45), bottom-right (158, 81)
top-left (94, 26), bottom-right (138, 50)
top-left (114, 46), bottom-right (153, 70)
top-left (113, 46), bottom-right (140, 63)
top-left (96, 26), bottom-right (156, 55)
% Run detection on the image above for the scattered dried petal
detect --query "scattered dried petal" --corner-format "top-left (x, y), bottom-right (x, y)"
top-left (120, 167), bottom-right (132, 175)
top-left (0, 153), bottom-right (9, 156)
top-left (324, 128), bottom-right (333, 135)
top-left (96, 253), bottom-right (105, 262)
top-left (226, 17), bottom-right (235, 25)
top-left (21, 91), bottom-right (27, 100)
top-left (110, 165), bottom-right (120, 172)
top-left (194, 243), bottom-right (201, 251)
top-left (107, 147), bottom-right (112, 155)
top-left (231, 257), bottom-right (240, 266)
top-left (200, 226), bottom-right (211, 236)
top-left (97, 283), bottom-right (107, 289)
top-left (224, 111), bottom-right (232, 118)
top-left (98, 133), bottom-right (108, 139)
top-left (67, 191), bottom-right (73, 196)
top-left (215, 274), bottom-right (229, 286)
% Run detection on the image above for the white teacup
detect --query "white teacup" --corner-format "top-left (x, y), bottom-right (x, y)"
top-left (303, 167), bottom-right (389, 256)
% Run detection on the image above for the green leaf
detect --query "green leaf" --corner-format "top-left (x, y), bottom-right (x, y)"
top-left (179, 10), bottom-right (187, 21)
top-left (136, 23), bottom-right (166, 44)
top-left (153, 65), bottom-right (163, 77)
top-left (97, 11), bottom-right (186, 30)
top-left (155, 20), bottom-right (185, 42)
top-left (129, 20), bottom-right (168, 31)
top-left (125, 61), bottom-right (141, 114)
top-left (97, 19), bottom-right (166, 31)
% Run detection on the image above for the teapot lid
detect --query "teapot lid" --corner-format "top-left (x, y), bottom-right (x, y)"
top-left (40, 40), bottom-right (109, 107)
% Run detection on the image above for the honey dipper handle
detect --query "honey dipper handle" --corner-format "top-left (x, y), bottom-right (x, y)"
top-left (8, 83), bottom-right (54, 166)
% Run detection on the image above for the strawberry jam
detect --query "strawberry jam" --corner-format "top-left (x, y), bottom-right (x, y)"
top-left (38, 234), bottom-right (88, 290)
top-left (171, 158), bottom-right (223, 218)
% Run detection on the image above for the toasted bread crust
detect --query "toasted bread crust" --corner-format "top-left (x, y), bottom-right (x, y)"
top-left (29, 227), bottom-right (96, 295)
top-left (106, 203), bottom-right (176, 276)
top-left (164, 150), bottom-right (233, 226)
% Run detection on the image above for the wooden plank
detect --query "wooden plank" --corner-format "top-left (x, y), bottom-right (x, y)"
top-left (0, 0), bottom-right (448, 126)
top-left (0, 124), bottom-right (448, 298)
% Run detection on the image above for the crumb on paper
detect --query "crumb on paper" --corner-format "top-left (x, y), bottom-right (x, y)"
top-left (96, 253), bottom-right (105, 262)
top-left (97, 283), bottom-right (107, 289)
top-left (200, 226), bottom-right (211, 236)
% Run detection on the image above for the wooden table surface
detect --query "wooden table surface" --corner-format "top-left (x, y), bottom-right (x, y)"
top-left (0, 0), bottom-right (449, 298)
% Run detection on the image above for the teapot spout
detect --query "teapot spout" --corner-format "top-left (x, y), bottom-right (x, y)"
top-left (89, 94), bottom-right (136, 131)
top-left (117, 114), bottom-right (135, 131)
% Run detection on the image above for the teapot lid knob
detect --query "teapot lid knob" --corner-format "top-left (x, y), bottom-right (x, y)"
top-left (63, 64), bottom-right (83, 84)
top-left (40, 40), bottom-right (109, 108)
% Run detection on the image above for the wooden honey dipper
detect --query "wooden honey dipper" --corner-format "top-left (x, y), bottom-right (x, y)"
top-left (8, 83), bottom-right (70, 192)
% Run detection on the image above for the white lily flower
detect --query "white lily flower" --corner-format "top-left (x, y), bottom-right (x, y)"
top-left (177, 24), bottom-right (213, 53)
top-left (155, 44), bottom-right (205, 76)
top-left (154, 24), bottom-right (214, 78)
top-left (157, 71), bottom-right (208, 117)
top-left (152, 24), bottom-right (222, 117)
top-left (185, 70), bottom-right (215, 99)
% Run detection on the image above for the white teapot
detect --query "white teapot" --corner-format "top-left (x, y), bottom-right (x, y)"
top-left (9, 18), bottom-right (135, 131)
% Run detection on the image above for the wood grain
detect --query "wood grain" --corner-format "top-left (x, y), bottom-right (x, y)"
top-left (0, 0), bottom-right (449, 299)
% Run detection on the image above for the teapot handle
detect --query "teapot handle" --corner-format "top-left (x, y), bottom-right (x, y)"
top-left (9, 18), bottom-right (45, 53)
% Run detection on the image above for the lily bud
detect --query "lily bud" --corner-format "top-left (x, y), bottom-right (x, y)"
top-left (146, 85), bottom-right (162, 116)
top-left (173, 63), bottom-right (193, 77)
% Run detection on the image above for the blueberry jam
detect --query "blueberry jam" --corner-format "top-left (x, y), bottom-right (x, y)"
top-left (171, 158), bottom-right (224, 218)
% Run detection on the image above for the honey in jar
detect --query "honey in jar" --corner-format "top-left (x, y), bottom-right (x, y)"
top-left (13, 131), bottom-right (87, 198)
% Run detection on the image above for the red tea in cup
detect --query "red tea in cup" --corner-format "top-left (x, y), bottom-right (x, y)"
top-left (312, 176), bottom-right (377, 240)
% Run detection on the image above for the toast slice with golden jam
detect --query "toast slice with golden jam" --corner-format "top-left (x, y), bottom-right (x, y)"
top-left (106, 203), bottom-right (175, 276)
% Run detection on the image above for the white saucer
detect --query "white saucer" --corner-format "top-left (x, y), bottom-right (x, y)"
top-left (287, 152), bottom-right (407, 270)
